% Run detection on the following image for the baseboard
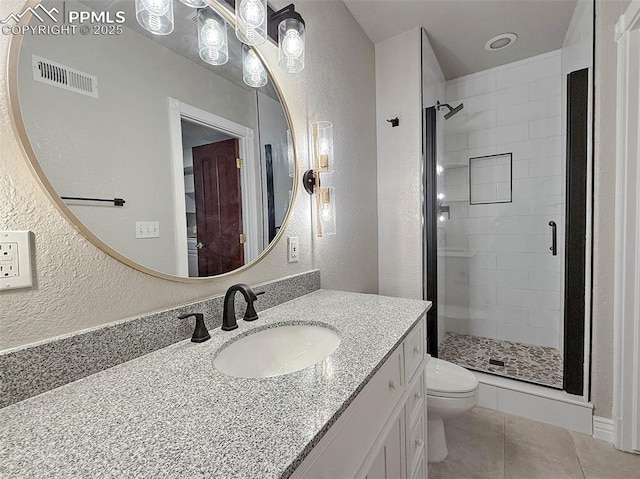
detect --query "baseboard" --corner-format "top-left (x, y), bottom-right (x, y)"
top-left (593, 416), bottom-right (615, 443)
top-left (473, 372), bottom-right (593, 435)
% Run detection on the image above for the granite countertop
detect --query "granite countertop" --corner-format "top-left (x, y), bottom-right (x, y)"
top-left (0, 290), bottom-right (430, 479)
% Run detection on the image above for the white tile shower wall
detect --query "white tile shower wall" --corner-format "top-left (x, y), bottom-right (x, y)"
top-left (441, 51), bottom-right (564, 349)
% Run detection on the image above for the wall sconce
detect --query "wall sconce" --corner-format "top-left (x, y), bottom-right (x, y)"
top-left (312, 121), bottom-right (333, 173)
top-left (315, 187), bottom-right (336, 236)
top-left (135, 0), bottom-right (174, 35)
top-left (198, 8), bottom-right (229, 66)
top-left (304, 121), bottom-right (336, 237)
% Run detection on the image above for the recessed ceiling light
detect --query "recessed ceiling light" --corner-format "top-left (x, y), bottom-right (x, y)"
top-left (485, 33), bottom-right (518, 51)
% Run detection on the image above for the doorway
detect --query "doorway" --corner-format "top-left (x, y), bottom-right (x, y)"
top-left (168, 98), bottom-right (259, 277)
top-left (181, 122), bottom-right (244, 276)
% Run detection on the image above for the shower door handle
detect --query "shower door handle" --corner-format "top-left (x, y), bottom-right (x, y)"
top-left (548, 221), bottom-right (557, 256)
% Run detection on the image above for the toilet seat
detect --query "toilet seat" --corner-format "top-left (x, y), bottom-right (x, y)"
top-left (426, 357), bottom-right (479, 397)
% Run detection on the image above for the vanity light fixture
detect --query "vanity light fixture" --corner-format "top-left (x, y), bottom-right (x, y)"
top-left (178, 0), bottom-right (207, 7)
top-left (135, 0), bottom-right (174, 35)
top-left (198, 8), bottom-right (229, 66)
top-left (304, 121), bottom-right (336, 237)
top-left (235, 0), bottom-right (267, 45)
top-left (136, 0), bottom-right (307, 75)
top-left (242, 45), bottom-right (268, 87)
top-left (278, 16), bottom-right (305, 73)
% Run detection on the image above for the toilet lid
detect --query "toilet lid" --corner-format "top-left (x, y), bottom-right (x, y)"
top-left (426, 358), bottom-right (479, 395)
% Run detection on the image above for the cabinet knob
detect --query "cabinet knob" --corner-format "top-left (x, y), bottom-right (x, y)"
top-left (389, 380), bottom-right (397, 390)
top-left (413, 346), bottom-right (420, 355)
top-left (414, 392), bottom-right (422, 400)
top-left (415, 439), bottom-right (424, 448)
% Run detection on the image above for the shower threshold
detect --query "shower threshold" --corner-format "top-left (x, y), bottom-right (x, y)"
top-left (439, 332), bottom-right (563, 389)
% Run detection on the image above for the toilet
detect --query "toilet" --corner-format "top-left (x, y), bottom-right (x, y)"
top-left (426, 357), bottom-right (479, 462)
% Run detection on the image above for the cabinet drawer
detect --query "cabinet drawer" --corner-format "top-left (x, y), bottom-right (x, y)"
top-left (367, 346), bottom-right (405, 419)
top-left (407, 411), bottom-right (425, 475)
top-left (403, 317), bottom-right (425, 382)
top-left (406, 371), bottom-right (425, 430)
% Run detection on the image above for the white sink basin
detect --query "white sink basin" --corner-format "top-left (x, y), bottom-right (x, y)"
top-left (213, 324), bottom-right (341, 378)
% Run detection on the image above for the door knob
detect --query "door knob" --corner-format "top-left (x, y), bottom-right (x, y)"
top-left (196, 242), bottom-right (206, 249)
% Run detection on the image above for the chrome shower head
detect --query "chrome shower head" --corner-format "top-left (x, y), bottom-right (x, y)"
top-left (436, 101), bottom-right (464, 119)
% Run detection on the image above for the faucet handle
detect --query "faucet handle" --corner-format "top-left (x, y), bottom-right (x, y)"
top-left (178, 313), bottom-right (211, 343)
top-left (243, 291), bottom-right (264, 322)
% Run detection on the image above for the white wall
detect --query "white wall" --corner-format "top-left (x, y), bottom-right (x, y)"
top-left (441, 51), bottom-right (564, 349)
top-left (376, 28), bottom-right (423, 300)
top-left (591, 0), bottom-right (632, 420)
top-left (0, 0), bottom-right (377, 350)
top-left (17, 4), bottom-right (257, 276)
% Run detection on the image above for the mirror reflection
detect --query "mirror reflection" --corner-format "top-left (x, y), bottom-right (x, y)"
top-left (16, 0), bottom-right (294, 278)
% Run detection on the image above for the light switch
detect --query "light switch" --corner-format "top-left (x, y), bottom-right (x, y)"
top-left (0, 231), bottom-right (33, 290)
top-left (135, 221), bottom-right (160, 239)
top-left (288, 236), bottom-right (299, 263)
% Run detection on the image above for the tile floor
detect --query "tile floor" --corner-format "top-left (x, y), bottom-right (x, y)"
top-left (428, 407), bottom-right (640, 479)
top-left (439, 333), bottom-right (563, 389)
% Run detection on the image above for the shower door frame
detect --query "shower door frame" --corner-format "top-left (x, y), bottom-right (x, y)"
top-left (423, 82), bottom-right (593, 394)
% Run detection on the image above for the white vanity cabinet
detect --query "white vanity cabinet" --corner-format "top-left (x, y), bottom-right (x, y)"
top-left (292, 316), bottom-right (428, 479)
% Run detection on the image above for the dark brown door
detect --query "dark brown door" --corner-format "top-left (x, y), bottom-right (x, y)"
top-left (192, 139), bottom-right (244, 276)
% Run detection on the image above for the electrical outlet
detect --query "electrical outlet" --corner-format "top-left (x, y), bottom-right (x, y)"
top-left (0, 231), bottom-right (33, 290)
top-left (287, 236), bottom-right (299, 263)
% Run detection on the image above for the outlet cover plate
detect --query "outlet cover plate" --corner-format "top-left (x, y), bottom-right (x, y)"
top-left (287, 236), bottom-right (299, 263)
top-left (0, 231), bottom-right (33, 290)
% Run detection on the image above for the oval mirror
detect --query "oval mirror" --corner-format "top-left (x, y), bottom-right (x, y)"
top-left (9, 0), bottom-right (297, 280)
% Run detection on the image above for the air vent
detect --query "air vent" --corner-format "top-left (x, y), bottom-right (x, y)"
top-left (31, 55), bottom-right (98, 98)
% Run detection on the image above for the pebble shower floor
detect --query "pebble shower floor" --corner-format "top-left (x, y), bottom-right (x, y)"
top-left (439, 333), bottom-right (563, 389)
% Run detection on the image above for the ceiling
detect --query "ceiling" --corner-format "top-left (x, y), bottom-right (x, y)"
top-left (343, 0), bottom-right (578, 80)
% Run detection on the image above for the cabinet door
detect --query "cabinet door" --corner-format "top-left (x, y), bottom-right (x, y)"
top-left (365, 415), bottom-right (404, 479)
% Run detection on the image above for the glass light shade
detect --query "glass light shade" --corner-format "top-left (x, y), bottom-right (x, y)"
top-left (315, 187), bottom-right (336, 237)
top-left (242, 45), bottom-right (267, 88)
top-left (287, 129), bottom-right (295, 177)
top-left (179, 0), bottom-right (206, 7)
top-left (198, 8), bottom-right (228, 66)
top-left (135, 0), bottom-right (174, 35)
top-left (278, 18), bottom-right (305, 73)
top-left (235, 0), bottom-right (267, 46)
top-left (312, 121), bottom-right (333, 173)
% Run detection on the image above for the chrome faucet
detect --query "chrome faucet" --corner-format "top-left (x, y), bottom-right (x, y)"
top-left (222, 284), bottom-right (264, 331)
